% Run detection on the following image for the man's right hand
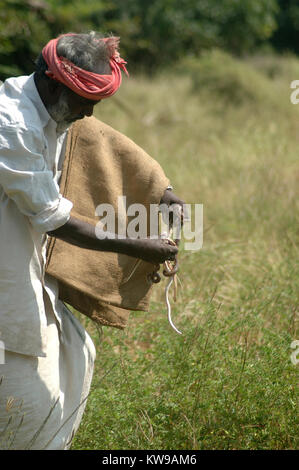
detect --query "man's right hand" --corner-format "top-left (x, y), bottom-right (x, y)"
top-left (124, 237), bottom-right (178, 264)
top-left (48, 216), bottom-right (178, 266)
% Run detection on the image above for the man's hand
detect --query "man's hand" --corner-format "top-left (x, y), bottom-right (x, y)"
top-left (48, 216), bottom-right (178, 265)
top-left (159, 189), bottom-right (186, 242)
top-left (125, 237), bottom-right (178, 264)
top-left (160, 189), bottom-right (185, 213)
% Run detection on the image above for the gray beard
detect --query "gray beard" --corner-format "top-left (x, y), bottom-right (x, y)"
top-left (55, 121), bottom-right (71, 135)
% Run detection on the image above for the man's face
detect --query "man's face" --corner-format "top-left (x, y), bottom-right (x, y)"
top-left (47, 86), bottom-right (101, 133)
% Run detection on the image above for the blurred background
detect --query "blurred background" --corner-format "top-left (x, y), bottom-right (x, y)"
top-left (1, 0), bottom-right (299, 79)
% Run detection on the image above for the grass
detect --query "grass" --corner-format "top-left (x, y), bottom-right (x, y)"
top-left (71, 50), bottom-right (299, 450)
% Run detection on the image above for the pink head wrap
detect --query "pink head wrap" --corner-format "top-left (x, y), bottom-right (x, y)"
top-left (42, 34), bottom-right (129, 100)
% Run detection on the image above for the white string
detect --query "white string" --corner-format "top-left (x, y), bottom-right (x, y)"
top-left (165, 275), bottom-right (182, 335)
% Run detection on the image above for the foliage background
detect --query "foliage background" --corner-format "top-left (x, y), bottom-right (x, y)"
top-left (1, 0), bottom-right (299, 79)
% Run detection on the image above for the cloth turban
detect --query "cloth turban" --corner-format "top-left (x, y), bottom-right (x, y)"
top-left (42, 34), bottom-right (129, 100)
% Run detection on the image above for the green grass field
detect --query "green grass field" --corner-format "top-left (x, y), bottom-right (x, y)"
top-left (71, 50), bottom-right (299, 450)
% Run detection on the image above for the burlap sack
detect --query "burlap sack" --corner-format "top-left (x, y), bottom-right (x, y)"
top-left (46, 116), bottom-right (170, 329)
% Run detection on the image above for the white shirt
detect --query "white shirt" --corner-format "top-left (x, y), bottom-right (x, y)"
top-left (0, 74), bottom-right (73, 357)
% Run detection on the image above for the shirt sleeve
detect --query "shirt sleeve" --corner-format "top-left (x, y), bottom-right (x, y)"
top-left (0, 124), bottom-right (73, 233)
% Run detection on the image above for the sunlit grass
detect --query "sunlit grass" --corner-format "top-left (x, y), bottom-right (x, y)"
top-left (71, 51), bottom-right (299, 450)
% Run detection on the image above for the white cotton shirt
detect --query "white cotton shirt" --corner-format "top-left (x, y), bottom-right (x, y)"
top-left (0, 73), bottom-right (73, 357)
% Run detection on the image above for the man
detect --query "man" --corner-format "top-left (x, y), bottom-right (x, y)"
top-left (0, 32), bottom-right (181, 450)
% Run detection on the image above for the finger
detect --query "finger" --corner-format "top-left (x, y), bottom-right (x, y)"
top-left (168, 251), bottom-right (177, 261)
top-left (163, 260), bottom-right (179, 276)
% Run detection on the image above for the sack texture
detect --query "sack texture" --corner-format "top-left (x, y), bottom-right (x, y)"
top-left (46, 116), bottom-right (169, 329)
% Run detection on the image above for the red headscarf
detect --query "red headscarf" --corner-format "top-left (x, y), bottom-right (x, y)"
top-left (42, 34), bottom-right (129, 100)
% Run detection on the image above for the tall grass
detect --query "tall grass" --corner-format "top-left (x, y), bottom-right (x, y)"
top-left (71, 50), bottom-right (299, 450)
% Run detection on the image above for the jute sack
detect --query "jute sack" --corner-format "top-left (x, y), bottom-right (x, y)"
top-left (46, 116), bottom-right (170, 329)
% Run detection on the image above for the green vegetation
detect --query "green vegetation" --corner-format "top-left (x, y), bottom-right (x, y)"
top-left (0, 0), bottom-right (298, 79)
top-left (70, 51), bottom-right (299, 450)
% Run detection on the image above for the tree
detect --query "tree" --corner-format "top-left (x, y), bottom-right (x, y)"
top-left (0, 0), bottom-right (52, 79)
top-left (270, 0), bottom-right (299, 54)
top-left (0, 0), bottom-right (280, 80)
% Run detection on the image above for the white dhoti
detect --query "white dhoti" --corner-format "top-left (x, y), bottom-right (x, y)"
top-left (0, 300), bottom-right (96, 450)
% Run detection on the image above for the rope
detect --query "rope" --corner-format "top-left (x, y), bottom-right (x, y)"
top-left (120, 239), bottom-right (181, 335)
top-left (160, 238), bottom-right (182, 335)
top-left (121, 206), bottom-right (183, 335)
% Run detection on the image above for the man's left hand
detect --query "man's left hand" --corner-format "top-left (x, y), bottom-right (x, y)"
top-left (159, 189), bottom-right (186, 241)
top-left (160, 189), bottom-right (185, 212)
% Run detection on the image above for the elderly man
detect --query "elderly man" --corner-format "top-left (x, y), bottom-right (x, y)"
top-left (0, 32), bottom-right (180, 450)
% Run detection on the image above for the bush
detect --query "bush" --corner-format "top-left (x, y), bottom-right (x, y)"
top-left (0, 0), bottom-right (52, 79)
top-left (176, 49), bottom-right (290, 111)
